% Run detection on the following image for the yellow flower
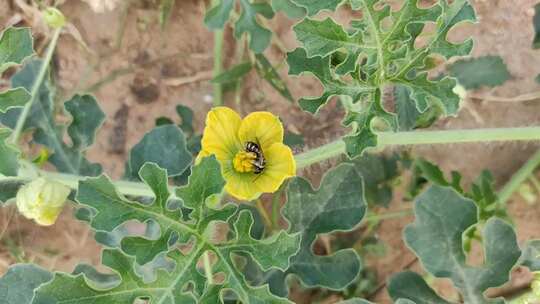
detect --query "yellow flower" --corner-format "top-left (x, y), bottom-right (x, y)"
top-left (16, 178), bottom-right (71, 226)
top-left (199, 107), bottom-right (296, 201)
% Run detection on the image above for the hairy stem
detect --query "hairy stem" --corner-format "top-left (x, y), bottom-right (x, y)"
top-left (295, 127), bottom-right (540, 169)
top-left (498, 149), bottom-right (540, 205)
top-left (8, 127), bottom-right (540, 198)
top-left (10, 27), bottom-right (62, 144)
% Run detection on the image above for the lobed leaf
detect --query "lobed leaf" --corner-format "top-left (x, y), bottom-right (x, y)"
top-left (287, 47), bottom-right (375, 114)
top-left (0, 88), bottom-right (31, 114)
top-left (0, 60), bottom-right (105, 176)
top-left (65, 157), bottom-right (299, 303)
top-left (204, 0), bottom-right (275, 53)
top-left (404, 185), bottom-right (521, 304)
top-left (262, 164), bottom-right (366, 295)
top-left (0, 27), bottom-right (34, 73)
top-left (288, 0), bottom-right (476, 157)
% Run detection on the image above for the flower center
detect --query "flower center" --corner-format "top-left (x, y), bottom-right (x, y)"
top-left (233, 151), bottom-right (257, 173)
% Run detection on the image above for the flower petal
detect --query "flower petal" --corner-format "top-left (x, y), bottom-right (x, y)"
top-left (224, 171), bottom-right (261, 201)
top-left (201, 107), bottom-right (242, 162)
top-left (238, 112), bottom-right (283, 151)
top-left (253, 143), bottom-right (296, 194)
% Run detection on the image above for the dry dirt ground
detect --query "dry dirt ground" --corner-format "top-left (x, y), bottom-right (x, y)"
top-left (1, 0), bottom-right (540, 303)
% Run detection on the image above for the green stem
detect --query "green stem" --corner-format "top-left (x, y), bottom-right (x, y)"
top-left (10, 27), bottom-right (62, 144)
top-left (203, 251), bottom-right (214, 285)
top-left (0, 169), bottom-right (161, 198)
top-left (212, 0), bottom-right (224, 107)
top-left (255, 199), bottom-right (273, 229)
top-left (498, 149), bottom-right (540, 205)
top-left (7, 127), bottom-right (540, 199)
top-left (295, 127), bottom-right (540, 169)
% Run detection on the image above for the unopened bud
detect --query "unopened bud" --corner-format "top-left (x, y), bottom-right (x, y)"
top-left (16, 177), bottom-right (70, 226)
top-left (43, 7), bottom-right (66, 29)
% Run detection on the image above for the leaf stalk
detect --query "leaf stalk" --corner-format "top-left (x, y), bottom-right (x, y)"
top-left (10, 27), bottom-right (62, 144)
top-left (498, 148), bottom-right (540, 205)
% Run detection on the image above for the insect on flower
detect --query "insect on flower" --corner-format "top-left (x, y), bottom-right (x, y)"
top-left (244, 141), bottom-right (266, 174)
top-left (198, 107), bottom-right (296, 201)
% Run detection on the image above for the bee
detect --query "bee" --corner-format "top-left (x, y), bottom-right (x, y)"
top-left (245, 141), bottom-right (266, 174)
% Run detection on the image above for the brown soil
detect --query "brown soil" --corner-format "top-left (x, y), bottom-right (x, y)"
top-left (1, 0), bottom-right (539, 303)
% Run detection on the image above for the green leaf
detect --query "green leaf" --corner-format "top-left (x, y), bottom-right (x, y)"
top-left (159, 0), bottom-right (175, 29)
top-left (283, 131), bottom-right (304, 148)
top-left (254, 54), bottom-right (294, 102)
top-left (0, 61), bottom-right (104, 175)
top-left (175, 155), bottom-right (227, 224)
top-left (293, 17), bottom-right (366, 73)
top-left (290, 0), bottom-right (344, 16)
top-left (394, 85), bottom-right (440, 131)
top-left (271, 0), bottom-right (306, 19)
top-left (69, 158), bottom-right (298, 303)
top-left (0, 128), bottom-right (20, 176)
top-left (236, 0), bottom-right (275, 53)
top-left (276, 164), bottom-right (366, 292)
top-left (406, 158), bottom-right (507, 223)
top-left (0, 178), bottom-right (23, 204)
top-left (64, 94), bottom-right (105, 152)
top-left (0, 88), bottom-right (31, 113)
top-left (204, 0), bottom-right (275, 53)
top-left (287, 47), bottom-right (376, 114)
top-left (0, 264), bottom-right (52, 304)
top-left (0, 27), bottom-right (34, 73)
top-left (38, 94), bottom-right (105, 176)
top-left (125, 124), bottom-right (192, 180)
top-left (348, 152), bottom-right (398, 207)
top-left (448, 56), bottom-right (511, 89)
top-left (533, 3), bottom-right (540, 49)
top-left (176, 105), bottom-right (195, 136)
top-left (404, 185), bottom-right (521, 304)
top-left (289, 0), bottom-right (476, 156)
top-left (212, 62), bottom-right (253, 84)
top-left (388, 271), bottom-right (450, 304)
top-left (204, 0), bottom-right (234, 29)
top-left (521, 240), bottom-right (540, 272)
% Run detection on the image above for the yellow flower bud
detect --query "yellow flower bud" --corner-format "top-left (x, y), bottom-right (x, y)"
top-left (16, 178), bottom-right (70, 226)
top-left (43, 7), bottom-right (66, 29)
